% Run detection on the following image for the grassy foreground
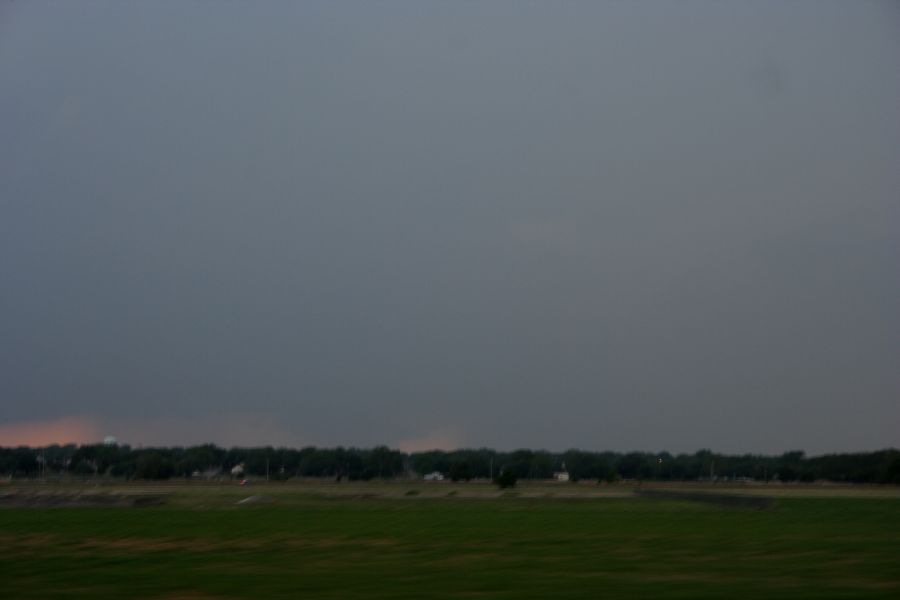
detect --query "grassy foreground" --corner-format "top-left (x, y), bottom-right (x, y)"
top-left (1, 486), bottom-right (898, 599)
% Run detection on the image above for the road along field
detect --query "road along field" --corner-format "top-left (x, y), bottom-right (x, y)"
top-left (1, 481), bottom-right (898, 599)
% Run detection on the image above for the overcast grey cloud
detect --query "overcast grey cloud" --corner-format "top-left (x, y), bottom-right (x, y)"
top-left (1, 1), bottom-right (898, 454)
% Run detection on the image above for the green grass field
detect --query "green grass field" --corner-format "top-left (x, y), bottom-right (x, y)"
top-left (1, 483), bottom-right (898, 599)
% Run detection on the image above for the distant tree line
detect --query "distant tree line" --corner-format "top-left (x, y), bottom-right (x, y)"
top-left (410, 448), bottom-right (900, 484)
top-left (1, 444), bottom-right (898, 484)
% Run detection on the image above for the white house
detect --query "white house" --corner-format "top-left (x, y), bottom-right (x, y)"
top-left (553, 462), bottom-right (570, 482)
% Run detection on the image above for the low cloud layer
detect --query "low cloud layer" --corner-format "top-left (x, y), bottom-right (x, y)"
top-left (0, 414), bottom-right (306, 449)
top-left (0, 416), bottom-right (101, 447)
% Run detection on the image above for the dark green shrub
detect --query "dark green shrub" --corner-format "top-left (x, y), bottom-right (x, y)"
top-left (494, 469), bottom-right (517, 489)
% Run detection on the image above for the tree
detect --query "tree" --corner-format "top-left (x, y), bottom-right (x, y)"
top-left (449, 460), bottom-right (473, 482)
top-left (884, 455), bottom-right (900, 484)
top-left (494, 469), bottom-right (517, 489)
top-left (134, 452), bottom-right (174, 480)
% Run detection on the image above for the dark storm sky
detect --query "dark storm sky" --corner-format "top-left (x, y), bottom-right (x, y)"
top-left (1, 1), bottom-right (898, 453)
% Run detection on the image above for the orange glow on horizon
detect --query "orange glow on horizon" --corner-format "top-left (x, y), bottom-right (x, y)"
top-left (0, 416), bottom-right (100, 447)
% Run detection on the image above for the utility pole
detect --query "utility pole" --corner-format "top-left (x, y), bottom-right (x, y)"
top-left (266, 458), bottom-right (269, 483)
top-left (489, 458), bottom-right (493, 481)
